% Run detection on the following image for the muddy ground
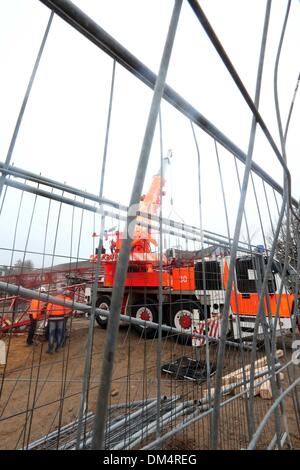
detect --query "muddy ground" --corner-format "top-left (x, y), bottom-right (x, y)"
top-left (0, 318), bottom-right (299, 450)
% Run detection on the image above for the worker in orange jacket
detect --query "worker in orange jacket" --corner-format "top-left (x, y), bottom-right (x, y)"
top-left (26, 296), bottom-right (45, 346)
top-left (46, 289), bottom-right (72, 353)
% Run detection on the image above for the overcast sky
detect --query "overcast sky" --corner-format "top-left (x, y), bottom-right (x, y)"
top-left (0, 0), bottom-right (299, 268)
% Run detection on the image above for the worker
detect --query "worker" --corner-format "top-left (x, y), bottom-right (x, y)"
top-left (46, 288), bottom-right (67, 354)
top-left (26, 291), bottom-right (46, 346)
top-left (110, 239), bottom-right (116, 254)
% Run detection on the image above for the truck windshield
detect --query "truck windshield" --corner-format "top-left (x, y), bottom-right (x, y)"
top-left (235, 257), bottom-right (276, 293)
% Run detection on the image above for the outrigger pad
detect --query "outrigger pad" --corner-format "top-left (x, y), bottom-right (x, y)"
top-left (161, 356), bottom-right (216, 383)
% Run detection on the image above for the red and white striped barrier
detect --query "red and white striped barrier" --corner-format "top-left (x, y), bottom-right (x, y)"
top-left (192, 313), bottom-right (221, 347)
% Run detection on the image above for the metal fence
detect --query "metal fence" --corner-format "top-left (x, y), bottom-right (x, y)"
top-left (0, 0), bottom-right (299, 450)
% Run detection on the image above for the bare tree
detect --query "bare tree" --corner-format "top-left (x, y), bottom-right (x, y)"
top-left (270, 213), bottom-right (299, 269)
top-left (13, 259), bottom-right (34, 274)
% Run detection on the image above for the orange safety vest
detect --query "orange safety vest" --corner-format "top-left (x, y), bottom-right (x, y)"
top-left (46, 294), bottom-right (67, 319)
top-left (28, 299), bottom-right (44, 320)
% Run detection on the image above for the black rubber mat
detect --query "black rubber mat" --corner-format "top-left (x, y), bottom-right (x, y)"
top-left (161, 356), bottom-right (216, 383)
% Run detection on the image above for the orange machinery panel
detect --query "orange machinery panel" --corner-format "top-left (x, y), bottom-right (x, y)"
top-left (230, 292), bottom-right (294, 318)
top-left (171, 267), bottom-right (195, 292)
top-left (103, 263), bottom-right (171, 288)
top-left (224, 258), bottom-right (294, 318)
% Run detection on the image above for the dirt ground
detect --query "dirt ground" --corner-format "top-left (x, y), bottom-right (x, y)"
top-left (0, 318), bottom-right (299, 450)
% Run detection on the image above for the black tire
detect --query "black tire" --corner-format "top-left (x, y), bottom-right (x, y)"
top-left (169, 299), bottom-right (203, 345)
top-left (131, 298), bottom-right (158, 339)
top-left (95, 295), bottom-right (111, 329)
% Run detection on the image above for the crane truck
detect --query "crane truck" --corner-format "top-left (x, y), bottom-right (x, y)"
top-left (88, 155), bottom-right (297, 344)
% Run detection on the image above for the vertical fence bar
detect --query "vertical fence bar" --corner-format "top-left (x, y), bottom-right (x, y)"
top-left (209, 0), bottom-right (272, 448)
top-left (190, 122), bottom-right (212, 436)
top-left (91, 0), bottom-right (183, 450)
top-left (76, 60), bottom-right (116, 449)
top-left (156, 110), bottom-right (164, 442)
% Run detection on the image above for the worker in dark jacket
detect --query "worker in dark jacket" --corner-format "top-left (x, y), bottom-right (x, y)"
top-left (46, 289), bottom-right (67, 354)
top-left (61, 289), bottom-right (73, 347)
top-left (26, 296), bottom-right (45, 346)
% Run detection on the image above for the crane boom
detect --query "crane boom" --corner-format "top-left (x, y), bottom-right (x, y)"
top-left (133, 150), bottom-right (171, 246)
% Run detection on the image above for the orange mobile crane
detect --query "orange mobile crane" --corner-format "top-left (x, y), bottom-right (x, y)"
top-left (89, 155), bottom-right (297, 343)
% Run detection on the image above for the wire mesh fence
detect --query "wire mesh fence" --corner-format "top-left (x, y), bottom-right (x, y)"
top-left (0, 0), bottom-right (299, 451)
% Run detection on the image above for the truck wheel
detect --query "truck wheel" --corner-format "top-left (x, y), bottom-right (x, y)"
top-left (131, 298), bottom-right (158, 339)
top-left (169, 300), bottom-right (202, 345)
top-left (95, 295), bottom-right (111, 329)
